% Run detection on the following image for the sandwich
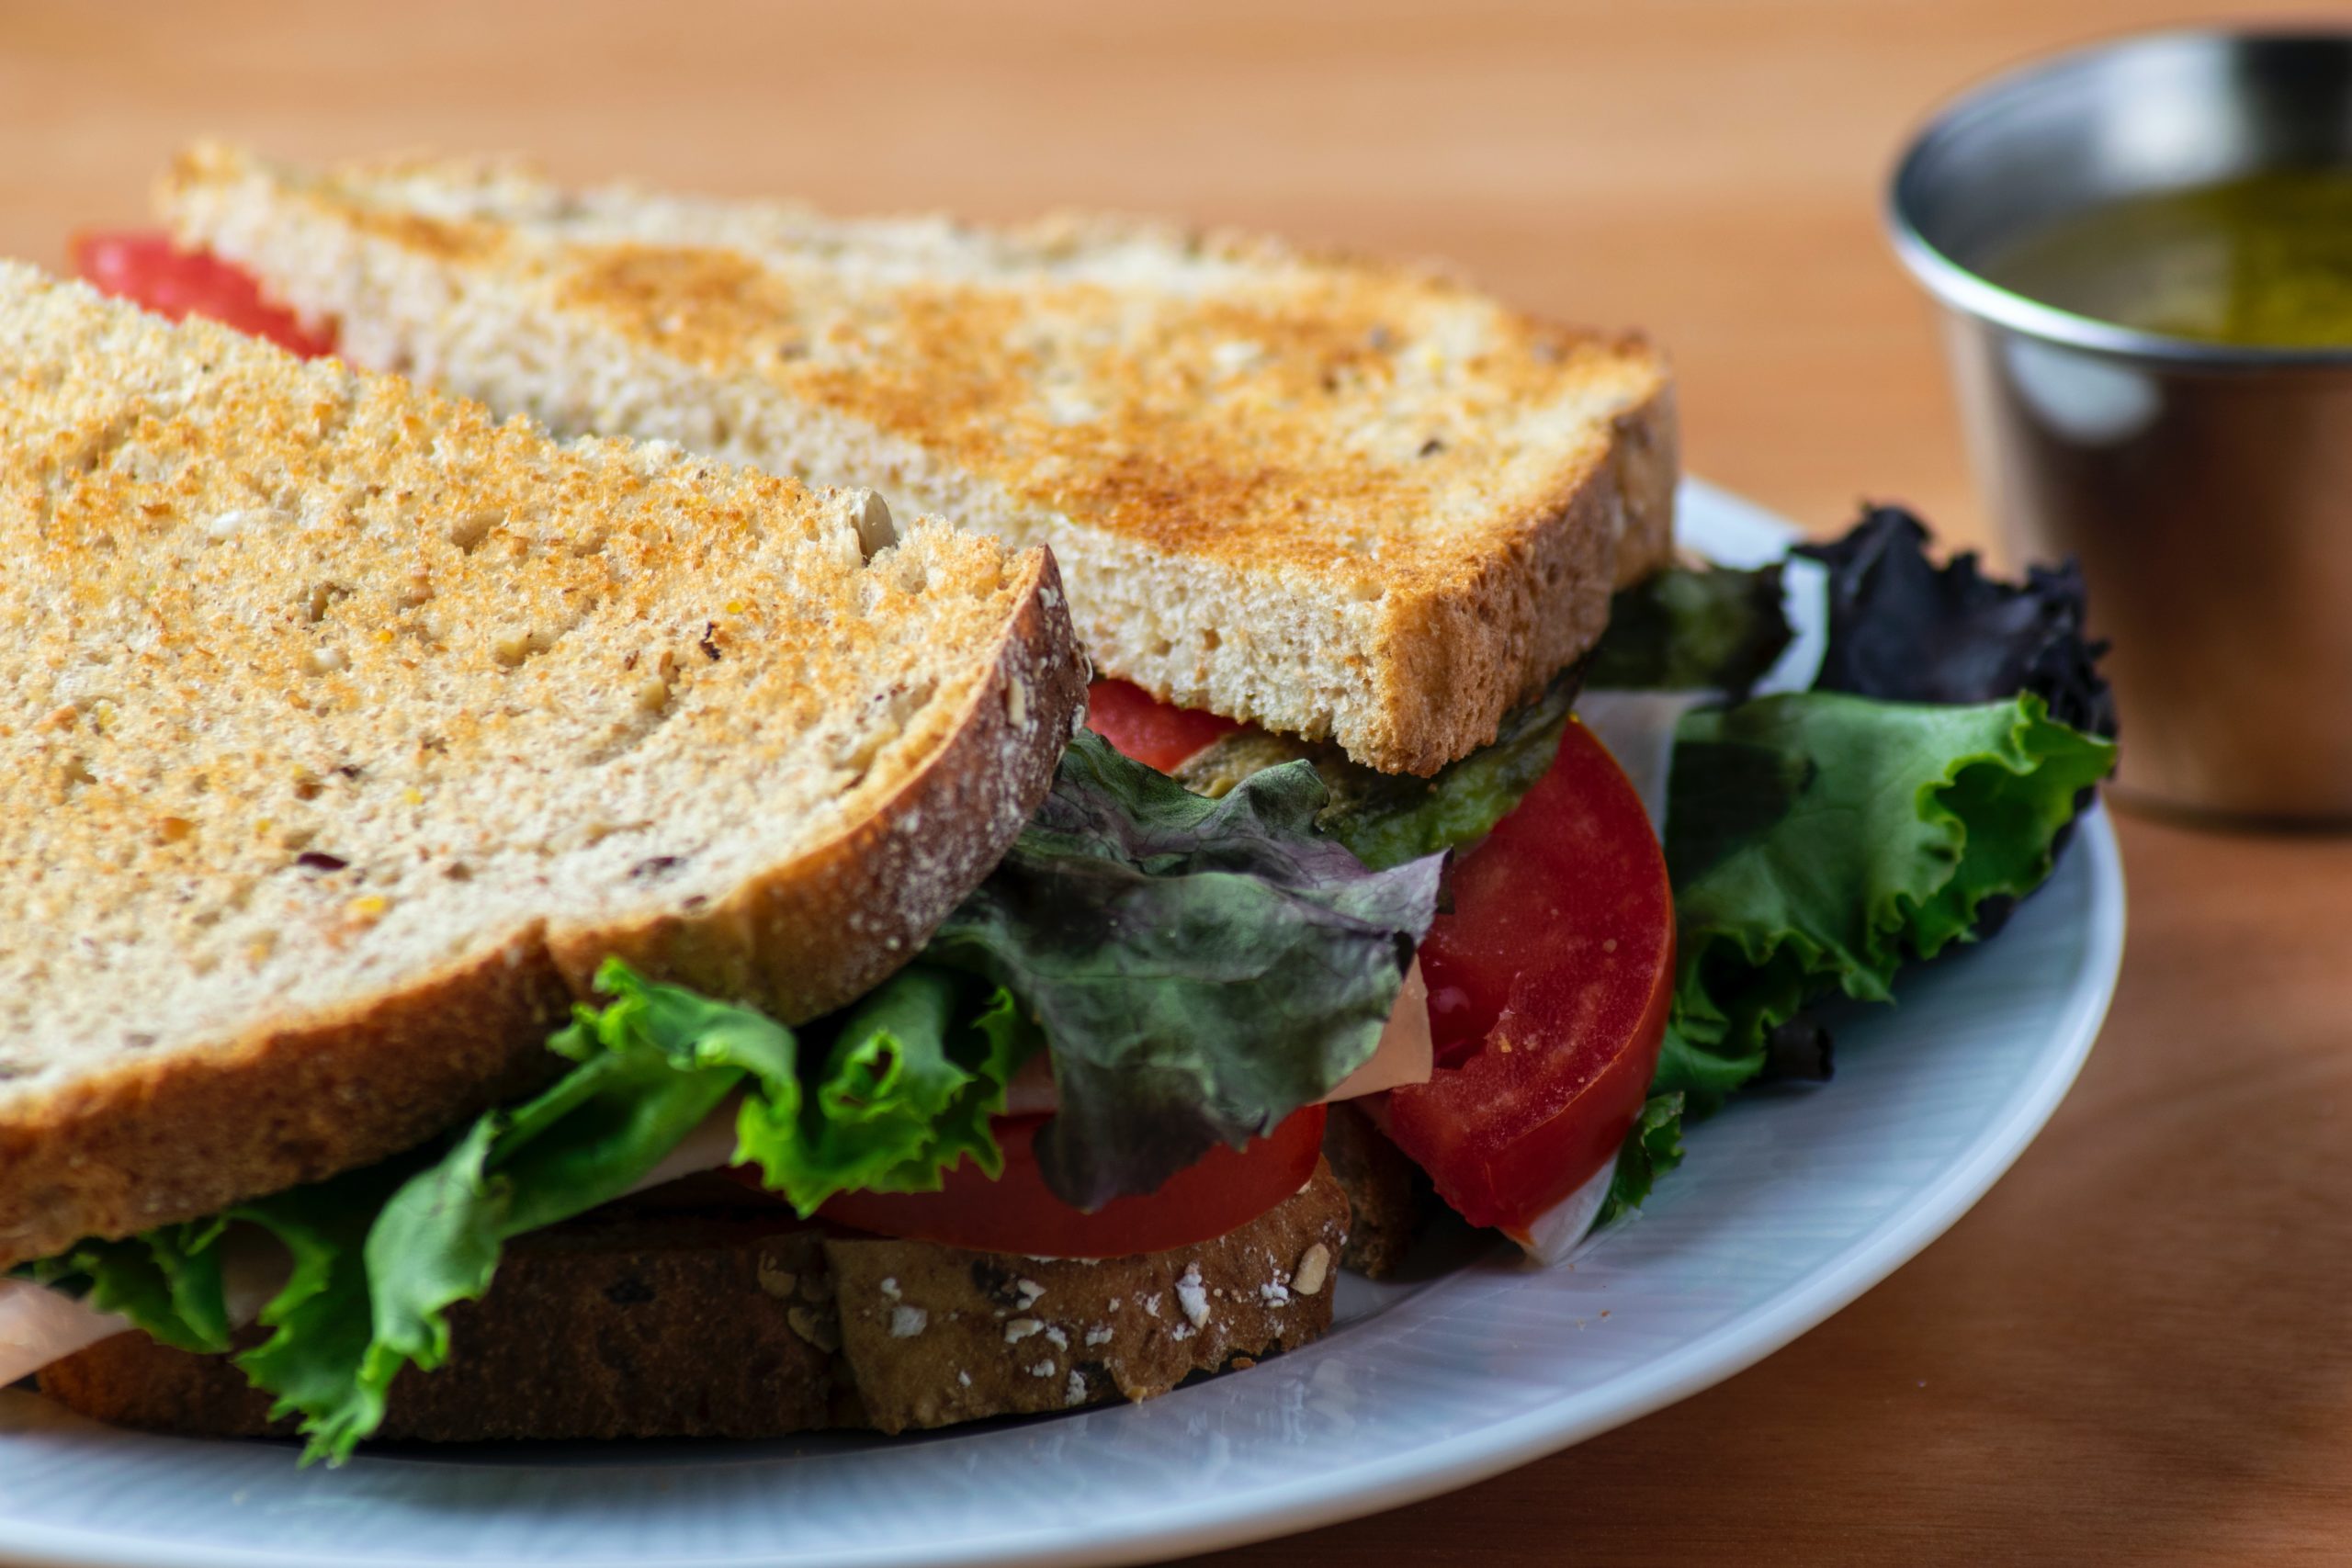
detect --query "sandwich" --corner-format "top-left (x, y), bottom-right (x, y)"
top-left (2, 148), bottom-right (2120, 1463)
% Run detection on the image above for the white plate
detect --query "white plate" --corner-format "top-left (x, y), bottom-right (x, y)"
top-left (0, 479), bottom-right (2127, 1568)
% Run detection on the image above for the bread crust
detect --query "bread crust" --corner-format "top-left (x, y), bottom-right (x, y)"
top-left (0, 933), bottom-right (570, 1273)
top-left (1611, 373), bottom-right (1680, 591)
top-left (37, 1169), bottom-right (1349, 1443)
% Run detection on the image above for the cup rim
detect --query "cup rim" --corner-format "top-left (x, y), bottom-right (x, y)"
top-left (1885, 24), bottom-right (2352, 371)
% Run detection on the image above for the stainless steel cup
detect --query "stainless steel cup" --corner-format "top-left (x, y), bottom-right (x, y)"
top-left (1888, 28), bottom-right (2352, 822)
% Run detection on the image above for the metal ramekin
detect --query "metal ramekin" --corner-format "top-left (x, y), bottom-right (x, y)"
top-left (1889, 28), bottom-right (2352, 822)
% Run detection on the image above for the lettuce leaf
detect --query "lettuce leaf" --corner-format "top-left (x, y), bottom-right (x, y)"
top-left (1797, 505), bottom-right (2117, 737)
top-left (1657, 691), bottom-right (2116, 1101)
top-left (1600, 1091), bottom-right (1687, 1224)
top-left (19, 959), bottom-right (1028, 1465)
top-left (732, 966), bottom-right (1035, 1208)
top-left (1315, 674), bottom-right (1579, 870)
top-left (1586, 559), bottom-right (1792, 694)
top-left (17, 1224), bottom-right (232, 1354)
top-left (224, 1167), bottom-right (413, 1450)
top-left (929, 730), bottom-right (1442, 1210)
top-left (1571, 508), bottom-right (2119, 1217)
top-left (1170, 673), bottom-right (1581, 871)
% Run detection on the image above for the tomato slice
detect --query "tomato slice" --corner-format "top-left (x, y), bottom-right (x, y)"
top-left (1383, 717), bottom-right (1674, 1236)
top-left (72, 231), bottom-right (336, 359)
top-left (790, 1106), bottom-right (1327, 1258)
top-left (1082, 678), bottom-right (1242, 773)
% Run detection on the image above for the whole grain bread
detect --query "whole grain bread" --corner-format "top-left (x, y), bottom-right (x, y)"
top-left (162, 143), bottom-right (1678, 776)
top-left (36, 1168), bottom-right (1349, 1442)
top-left (0, 265), bottom-right (1084, 1270)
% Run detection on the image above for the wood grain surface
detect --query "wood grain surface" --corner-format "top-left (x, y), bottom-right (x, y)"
top-left (3, 2), bottom-right (2347, 1562)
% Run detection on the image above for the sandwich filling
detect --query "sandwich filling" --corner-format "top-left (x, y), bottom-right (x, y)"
top-left (7, 240), bottom-right (2120, 1465)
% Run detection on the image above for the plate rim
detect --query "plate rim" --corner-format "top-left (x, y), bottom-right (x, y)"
top-left (0, 479), bottom-right (2130, 1568)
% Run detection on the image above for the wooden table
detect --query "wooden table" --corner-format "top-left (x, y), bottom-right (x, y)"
top-left (5, 2), bottom-right (2348, 1561)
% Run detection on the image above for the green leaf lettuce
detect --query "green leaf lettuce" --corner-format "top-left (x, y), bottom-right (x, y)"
top-left (1172, 674), bottom-right (1581, 872)
top-left (929, 729), bottom-right (1442, 1210)
top-left (1585, 559), bottom-right (1793, 694)
top-left (1657, 691), bottom-right (2116, 1101)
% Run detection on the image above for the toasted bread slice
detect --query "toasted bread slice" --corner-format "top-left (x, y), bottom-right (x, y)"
top-left (36, 1167), bottom-right (1350, 1442)
top-left (0, 265), bottom-right (1084, 1270)
top-left (161, 143), bottom-right (1677, 775)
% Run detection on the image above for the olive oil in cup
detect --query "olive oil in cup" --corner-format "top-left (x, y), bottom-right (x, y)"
top-left (1890, 28), bottom-right (2352, 821)
top-left (1981, 170), bottom-right (2352, 349)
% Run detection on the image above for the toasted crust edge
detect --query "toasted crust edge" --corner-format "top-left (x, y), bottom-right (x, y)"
top-left (1611, 370), bottom-right (1680, 590)
top-left (1366, 361), bottom-right (1677, 774)
top-left (0, 551), bottom-right (1081, 1272)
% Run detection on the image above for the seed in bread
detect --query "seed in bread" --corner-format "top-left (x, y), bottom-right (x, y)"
top-left (0, 263), bottom-right (1084, 1269)
top-left (827, 1163), bottom-right (1350, 1432)
top-left (162, 142), bottom-right (1678, 775)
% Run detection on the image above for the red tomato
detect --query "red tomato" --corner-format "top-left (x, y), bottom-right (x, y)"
top-left (804, 1105), bottom-right (1327, 1258)
top-left (1382, 717), bottom-right (1674, 1236)
top-left (73, 231), bottom-right (336, 358)
top-left (1082, 678), bottom-right (1242, 773)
